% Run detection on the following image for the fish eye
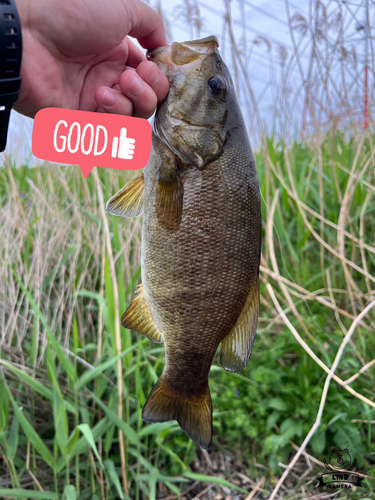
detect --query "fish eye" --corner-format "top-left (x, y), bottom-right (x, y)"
top-left (208, 77), bottom-right (224, 95)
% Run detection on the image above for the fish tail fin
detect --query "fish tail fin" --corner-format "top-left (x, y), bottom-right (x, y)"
top-left (142, 375), bottom-right (212, 449)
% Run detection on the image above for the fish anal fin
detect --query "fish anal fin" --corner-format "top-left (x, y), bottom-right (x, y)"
top-left (156, 163), bottom-right (183, 231)
top-left (106, 173), bottom-right (144, 217)
top-left (142, 375), bottom-right (212, 449)
top-left (220, 277), bottom-right (259, 373)
top-left (121, 284), bottom-right (163, 343)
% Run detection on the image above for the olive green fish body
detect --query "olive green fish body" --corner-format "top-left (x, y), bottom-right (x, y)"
top-left (143, 133), bottom-right (259, 395)
top-left (107, 36), bottom-right (261, 448)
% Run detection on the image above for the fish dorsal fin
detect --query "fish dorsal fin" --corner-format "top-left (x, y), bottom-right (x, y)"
top-left (181, 36), bottom-right (219, 55)
top-left (220, 277), bottom-right (259, 372)
top-left (171, 43), bottom-right (202, 65)
top-left (121, 284), bottom-right (164, 343)
top-left (106, 173), bottom-right (144, 217)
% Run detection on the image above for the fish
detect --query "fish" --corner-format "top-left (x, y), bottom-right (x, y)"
top-left (106, 36), bottom-right (261, 449)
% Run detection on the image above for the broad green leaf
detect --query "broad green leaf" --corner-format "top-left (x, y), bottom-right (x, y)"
top-left (104, 459), bottom-right (124, 500)
top-left (263, 397), bottom-right (290, 411)
top-left (165, 481), bottom-right (181, 495)
top-left (310, 428), bottom-right (326, 455)
top-left (88, 390), bottom-right (139, 445)
top-left (128, 449), bottom-right (154, 471)
top-left (7, 411), bottom-right (19, 459)
top-left (56, 418), bottom-right (110, 473)
top-left (62, 485), bottom-right (76, 500)
top-left (184, 472), bottom-right (247, 493)
top-left (65, 427), bottom-right (80, 456)
top-left (0, 376), bottom-right (9, 432)
top-left (77, 423), bottom-right (104, 468)
top-left (149, 467), bottom-right (159, 500)
top-left (160, 444), bottom-right (188, 471)
top-left (138, 422), bottom-right (177, 438)
top-left (0, 360), bottom-right (53, 403)
top-left (326, 412), bottom-right (347, 428)
top-left (78, 344), bottom-right (138, 389)
top-left (0, 489), bottom-right (57, 499)
top-left (6, 387), bottom-right (55, 468)
top-left (52, 381), bottom-right (68, 455)
top-left (45, 355), bottom-right (69, 455)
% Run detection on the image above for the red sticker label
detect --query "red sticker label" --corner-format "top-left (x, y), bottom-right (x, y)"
top-left (32, 108), bottom-right (152, 178)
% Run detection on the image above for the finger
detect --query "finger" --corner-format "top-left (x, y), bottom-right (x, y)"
top-left (119, 70), bottom-right (157, 119)
top-left (136, 60), bottom-right (169, 104)
top-left (95, 86), bottom-right (134, 115)
top-left (126, 37), bottom-right (147, 68)
top-left (125, 0), bottom-right (168, 49)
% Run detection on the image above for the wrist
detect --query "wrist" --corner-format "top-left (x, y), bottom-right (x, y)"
top-left (0, 0), bottom-right (23, 151)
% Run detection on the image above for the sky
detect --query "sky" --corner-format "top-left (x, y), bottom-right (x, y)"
top-left (1, 0), bottom-right (373, 166)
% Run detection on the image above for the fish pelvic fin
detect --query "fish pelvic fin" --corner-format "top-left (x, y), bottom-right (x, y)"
top-left (121, 284), bottom-right (164, 343)
top-left (142, 375), bottom-right (213, 449)
top-left (106, 173), bottom-right (144, 217)
top-left (220, 277), bottom-right (259, 373)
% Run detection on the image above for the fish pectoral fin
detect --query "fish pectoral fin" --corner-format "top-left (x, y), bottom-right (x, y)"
top-left (156, 160), bottom-right (183, 231)
top-left (121, 284), bottom-right (163, 343)
top-left (106, 173), bottom-right (144, 217)
top-left (143, 374), bottom-right (213, 450)
top-left (220, 277), bottom-right (259, 373)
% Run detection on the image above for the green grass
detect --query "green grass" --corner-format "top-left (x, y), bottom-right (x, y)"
top-left (0, 132), bottom-right (374, 499)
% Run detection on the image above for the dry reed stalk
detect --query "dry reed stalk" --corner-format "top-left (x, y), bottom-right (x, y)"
top-left (94, 168), bottom-right (128, 495)
top-left (337, 139), bottom-right (371, 317)
top-left (97, 232), bottom-right (106, 500)
top-left (343, 358), bottom-right (375, 386)
top-left (325, 269), bottom-right (366, 367)
top-left (360, 190), bottom-right (373, 295)
top-left (260, 264), bottom-right (369, 324)
top-left (268, 154), bottom-right (375, 257)
top-left (266, 284), bottom-right (375, 409)
top-left (244, 476), bottom-right (265, 500)
top-left (268, 286), bottom-right (375, 500)
top-left (5, 158), bottom-right (28, 226)
top-left (26, 440), bottom-right (44, 492)
top-left (317, 150), bottom-right (326, 288)
top-left (266, 148), bottom-right (375, 285)
top-left (97, 232), bottom-right (106, 363)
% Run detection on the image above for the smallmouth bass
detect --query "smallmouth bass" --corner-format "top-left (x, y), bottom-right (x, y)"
top-left (107, 36), bottom-right (261, 449)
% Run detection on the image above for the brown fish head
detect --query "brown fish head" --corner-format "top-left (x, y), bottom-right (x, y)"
top-left (147, 36), bottom-right (237, 169)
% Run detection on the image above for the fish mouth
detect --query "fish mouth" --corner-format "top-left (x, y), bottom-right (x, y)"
top-left (146, 45), bottom-right (169, 61)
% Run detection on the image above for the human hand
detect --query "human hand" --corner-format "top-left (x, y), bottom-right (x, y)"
top-left (14, 0), bottom-right (170, 119)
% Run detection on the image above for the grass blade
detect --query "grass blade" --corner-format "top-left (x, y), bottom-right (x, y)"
top-left (0, 490), bottom-right (58, 499)
top-left (10, 268), bottom-right (77, 384)
top-left (77, 423), bottom-right (104, 468)
top-left (88, 390), bottom-right (139, 445)
top-left (183, 472), bottom-right (248, 494)
top-left (5, 385), bottom-right (55, 468)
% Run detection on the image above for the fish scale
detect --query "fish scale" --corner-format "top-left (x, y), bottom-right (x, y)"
top-left (106, 35), bottom-right (261, 448)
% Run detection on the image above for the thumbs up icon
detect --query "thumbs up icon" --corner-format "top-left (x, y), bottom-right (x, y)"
top-left (111, 127), bottom-right (136, 159)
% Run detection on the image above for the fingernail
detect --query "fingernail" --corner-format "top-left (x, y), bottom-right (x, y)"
top-left (102, 89), bottom-right (115, 106)
top-left (128, 74), bottom-right (144, 95)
